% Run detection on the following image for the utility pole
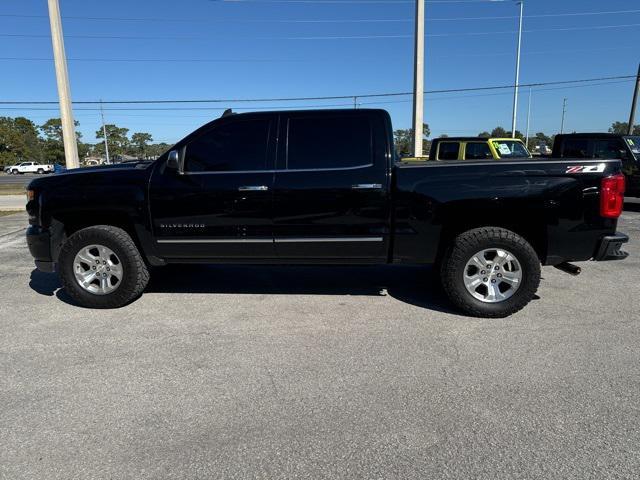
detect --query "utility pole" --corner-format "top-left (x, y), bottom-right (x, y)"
top-left (627, 63), bottom-right (640, 135)
top-left (510, 1), bottom-right (524, 138)
top-left (560, 98), bottom-right (567, 134)
top-left (100, 101), bottom-right (110, 164)
top-left (525, 86), bottom-right (532, 148)
top-left (412, 0), bottom-right (425, 157)
top-left (47, 0), bottom-right (79, 169)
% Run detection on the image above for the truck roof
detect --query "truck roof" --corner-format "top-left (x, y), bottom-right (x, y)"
top-left (432, 137), bottom-right (525, 142)
top-left (555, 132), bottom-right (629, 139)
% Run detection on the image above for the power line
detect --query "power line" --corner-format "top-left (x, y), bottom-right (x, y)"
top-left (2, 8), bottom-right (638, 23)
top-left (0, 75), bottom-right (634, 106)
top-left (2, 21), bottom-right (640, 41)
top-left (0, 46), bottom-right (636, 64)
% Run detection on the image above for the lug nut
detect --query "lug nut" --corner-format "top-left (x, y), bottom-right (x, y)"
top-left (491, 279), bottom-right (497, 283)
top-left (92, 266), bottom-right (96, 270)
top-left (497, 273), bottom-right (502, 278)
top-left (486, 264), bottom-right (491, 269)
top-left (483, 277), bottom-right (488, 282)
top-left (495, 266), bottom-right (500, 270)
top-left (106, 267), bottom-right (110, 271)
top-left (481, 270), bottom-right (486, 275)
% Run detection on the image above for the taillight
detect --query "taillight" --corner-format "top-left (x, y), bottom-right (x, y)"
top-left (600, 174), bottom-right (626, 218)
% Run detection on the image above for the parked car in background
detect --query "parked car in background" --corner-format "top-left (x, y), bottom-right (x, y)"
top-left (7, 162), bottom-right (54, 175)
top-left (53, 163), bottom-right (67, 174)
top-left (429, 137), bottom-right (532, 161)
top-left (3, 165), bottom-right (12, 174)
top-left (25, 109), bottom-right (628, 318)
top-left (551, 133), bottom-right (639, 197)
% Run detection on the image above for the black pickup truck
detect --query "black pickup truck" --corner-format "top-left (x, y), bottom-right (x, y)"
top-left (26, 109), bottom-right (629, 317)
top-left (552, 133), bottom-right (640, 197)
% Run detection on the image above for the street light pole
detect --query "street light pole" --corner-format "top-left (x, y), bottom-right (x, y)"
top-left (510, 1), bottom-right (524, 138)
top-left (627, 63), bottom-right (640, 135)
top-left (560, 98), bottom-right (567, 134)
top-left (47, 0), bottom-right (79, 169)
top-left (100, 101), bottom-right (110, 164)
top-left (525, 87), bottom-right (532, 148)
top-left (412, 0), bottom-right (425, 157)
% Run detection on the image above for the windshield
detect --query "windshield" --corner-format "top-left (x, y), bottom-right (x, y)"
top-left (624, 136), bottom-right (640, 159)
top-left (491, 140), bottom-right (531, 159)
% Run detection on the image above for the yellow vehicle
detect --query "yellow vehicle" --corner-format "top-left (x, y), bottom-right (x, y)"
top-left (429, 137), bottom-right (532, 161)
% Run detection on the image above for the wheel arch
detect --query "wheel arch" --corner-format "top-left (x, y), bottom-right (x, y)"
top-left (436, 216), bottom-right (548, 266)
top-left (52, 210), bottom-right (160, 266)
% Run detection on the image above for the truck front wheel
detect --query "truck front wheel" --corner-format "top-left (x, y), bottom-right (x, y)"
top-left (440, 227), bottom-right (541, 318)
top-left (58, 225), bottom-right (150, 308)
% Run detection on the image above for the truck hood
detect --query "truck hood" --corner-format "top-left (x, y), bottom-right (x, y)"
top-left (27, 161), bottom-right (154, 192)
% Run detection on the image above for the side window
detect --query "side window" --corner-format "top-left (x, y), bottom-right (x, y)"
top-left (184, 119), bottom-right (271, 172)
top-left (465, 142), bottom-right (492, 160)
top-left (286, 116), bottom-right (372, 170)
top-left (437, 142), bottom-right (460, 160)
top-left (593, 139), bottom-right (624, 159)
top-left (562, 139), bottom-right (590, 158)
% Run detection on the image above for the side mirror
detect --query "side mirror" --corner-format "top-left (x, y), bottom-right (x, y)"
top-left (166, 150), bottom-right (183, 173)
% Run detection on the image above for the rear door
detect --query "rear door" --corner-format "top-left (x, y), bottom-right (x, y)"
top-left (272, 111), bottom-right (390, 262)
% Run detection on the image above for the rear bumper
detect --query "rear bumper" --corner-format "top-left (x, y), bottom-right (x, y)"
top-left (26, 225), bottom-right (56, 272)
top-left (593, 233), bottom-right (629, 261)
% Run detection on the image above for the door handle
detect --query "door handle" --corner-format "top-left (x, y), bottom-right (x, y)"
top-left (238, 185), bottom-right (269, 192)
top-left (351, 184), bottom-right (382, 190)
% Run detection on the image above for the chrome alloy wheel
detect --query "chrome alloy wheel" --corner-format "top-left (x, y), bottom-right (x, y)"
top-left (463, 248), bottom-right (523, 303)
top-left (73, 244), bottom-right (123, 295)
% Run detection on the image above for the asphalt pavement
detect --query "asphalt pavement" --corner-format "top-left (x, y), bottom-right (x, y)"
top-left (0, 173), bottom-right (40, 186)
top-left (0, 209), bottom-right (639, 479)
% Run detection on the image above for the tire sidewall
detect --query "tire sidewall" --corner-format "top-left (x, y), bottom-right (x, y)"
top-left (59, 227), bottom-right (143, 308)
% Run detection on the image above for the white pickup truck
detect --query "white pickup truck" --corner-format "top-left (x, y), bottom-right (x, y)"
top-left (6, 162), bottom-right (54, 175)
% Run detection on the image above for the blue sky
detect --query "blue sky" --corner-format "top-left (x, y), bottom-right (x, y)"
top-left (1, 0), bottom-right (639, 144)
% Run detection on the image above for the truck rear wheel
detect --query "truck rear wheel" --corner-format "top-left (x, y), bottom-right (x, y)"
top-left (37, 168), bottom-right (44, 174)
top-left (58, 225), bottom-right (149, 308)
top-left (440, 227), bottom-right (541, 318)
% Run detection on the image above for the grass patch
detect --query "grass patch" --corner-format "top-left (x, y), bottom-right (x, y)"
top-left (0, 210), bottom-right (20, 217)
top-left (0, 184), bottom-right (26, 195)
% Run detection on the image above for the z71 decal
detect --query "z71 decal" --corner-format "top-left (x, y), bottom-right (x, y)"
top-left (566, 163), bottom-right (606, 174)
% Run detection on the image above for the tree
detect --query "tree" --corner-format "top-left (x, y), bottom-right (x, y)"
top-left (39, 118), bottom-right (83, 164)
top-left (609, 121), bottom-right (640, 135)
top-left (95, 124), bottom-right (130, 158)
top-left (131, 132), bottom-right (153, 158)
top-left (146, 142), bottom-right (172, 159)
top-left (393, 123), bottom-right (431, 156)
top-left (0, 117), bottom-right (42, 166)
top-left (490, 127), bottom-right (508, 138)
top-left (478, 131), bottom-right (491, 138)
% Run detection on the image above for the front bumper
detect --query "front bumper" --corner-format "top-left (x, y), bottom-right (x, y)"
top-left (26, 225), bottom-right (56, 272)
top-left (594, 233), bottom-right (629, 261)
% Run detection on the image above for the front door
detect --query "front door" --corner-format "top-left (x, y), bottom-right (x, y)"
top-left (272, 111), bottom-right (390, 262)
top-left (149, 114), bottom-right (277, 259)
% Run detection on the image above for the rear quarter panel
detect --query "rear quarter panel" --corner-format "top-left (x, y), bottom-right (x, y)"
top-left (392, 159), bottom-right (622, 265)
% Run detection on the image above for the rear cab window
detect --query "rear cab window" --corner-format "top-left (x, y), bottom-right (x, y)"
top-left (464, 142), bottom-right (492, 160)
top-left (561, 138), bottom-right (590, 158)
top-left (437, 142), bottom-right (461, 161)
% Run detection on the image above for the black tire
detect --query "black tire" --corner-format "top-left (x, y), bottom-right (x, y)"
top-left (11, 169), bottom-right (18, 175)
top-left (58, 225), bottom-right (150, 308)
top-left (440, 227), bottom-right (541, 318)
top-left (37, 168), bottom-right (44, 174)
